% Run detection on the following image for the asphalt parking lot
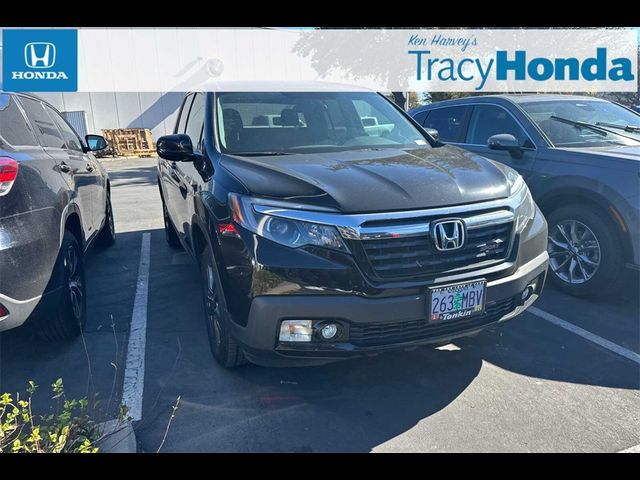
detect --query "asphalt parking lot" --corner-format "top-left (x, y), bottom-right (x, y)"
top-left (1, 157), bottom-right (639, 453)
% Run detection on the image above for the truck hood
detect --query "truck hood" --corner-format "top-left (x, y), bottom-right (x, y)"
top-left (220, 145), bottom-right (511, 213)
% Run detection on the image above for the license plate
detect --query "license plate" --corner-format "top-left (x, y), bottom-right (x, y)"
top-left (429, 280), bottom-right (486, 323)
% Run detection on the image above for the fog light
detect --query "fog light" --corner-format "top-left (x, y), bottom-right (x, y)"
top-left (279, 320), bottom-right (313, 342)
top-left (521, 281), bottom-right (537, 302)
top-left (320, 323), bottom-right (338, 340)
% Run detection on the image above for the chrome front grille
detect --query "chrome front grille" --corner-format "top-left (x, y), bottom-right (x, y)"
top-left (360, 221), bottom-right (513, 279)
top-left (252, 200), bottom-right (517, 280)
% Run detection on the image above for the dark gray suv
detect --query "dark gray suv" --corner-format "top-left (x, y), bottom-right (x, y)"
top-left (0, 92), bottom-right (114, 339)
top-left (410, 95), bottom-right (640, 297)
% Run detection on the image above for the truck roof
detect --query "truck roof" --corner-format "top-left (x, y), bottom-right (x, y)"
top-left (194, 80), bottom-right (375, 93)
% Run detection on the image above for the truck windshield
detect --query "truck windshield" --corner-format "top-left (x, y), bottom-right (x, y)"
top-left (215, 92), bottom-right (430, 155)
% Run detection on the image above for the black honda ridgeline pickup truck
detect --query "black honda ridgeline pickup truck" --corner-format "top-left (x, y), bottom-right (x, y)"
top-left (157, 87), bottom-right (549, 367)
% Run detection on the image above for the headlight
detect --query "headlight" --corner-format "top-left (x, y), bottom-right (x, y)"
top-left (228, 193), bottom-right (349, 252)
top-left (508, 172), bottom-right (535, 234)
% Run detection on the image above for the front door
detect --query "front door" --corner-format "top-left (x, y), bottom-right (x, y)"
top-left (175, 92), bottom-right (207, 251)
top-left (458, 104), bottom-right (538, 180)
top-left (160, 94), bottom-right (194, 242)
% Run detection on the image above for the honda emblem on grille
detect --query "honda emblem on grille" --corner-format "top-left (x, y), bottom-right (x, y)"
top-left (433, 219), bottom-right (465, 251)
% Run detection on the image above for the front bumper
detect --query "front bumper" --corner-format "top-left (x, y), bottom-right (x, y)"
top-left (230, 251), bottom-right (549, 366)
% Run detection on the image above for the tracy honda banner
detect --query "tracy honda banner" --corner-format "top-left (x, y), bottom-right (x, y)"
top-left (1, 28), bottom-right (638, 93)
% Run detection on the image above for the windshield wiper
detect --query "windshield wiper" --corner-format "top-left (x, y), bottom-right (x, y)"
top-left (550, 116), bottom-right (640, 143)
top-left (595, 122), bottom-right (640, 133)
top-left (550, 116), bottom-right (608, 136)
top-left (229, 151), bottom-right (295, 156)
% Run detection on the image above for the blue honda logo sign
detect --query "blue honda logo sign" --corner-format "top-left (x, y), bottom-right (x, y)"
top-left (2, 30), bottom-right (77, 92)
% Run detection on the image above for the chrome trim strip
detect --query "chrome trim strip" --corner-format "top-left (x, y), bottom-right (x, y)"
top-left (350, 223), bottom-right (430, 240)
top-left (253, 201), bottom-right (516, 240)
top-left (465, 210), bottom-right (514, 230)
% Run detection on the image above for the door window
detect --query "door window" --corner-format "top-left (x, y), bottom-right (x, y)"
top-left (176, 94), bottom-right (194, 134)
top-left (185, 93), bottom-right (205, 150)
top-left (411, 110), bottom-right (428, 127)
top-left (422, 106), bottom-right (471, 143)
top-left (44, 105), bottom-right (84, 152)
top-left (466, 105), bottom-right (528, 146)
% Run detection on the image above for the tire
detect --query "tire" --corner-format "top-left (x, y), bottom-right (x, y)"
top-left (38, 230), bottom-right (87, 341)
top-left (199, 247), bottom-right (246, 368)
top-left (96, 192), bottom-right (116, 247)
top-left (162, 198), bottom-right (181, 249)
top-left (546, 205), bottom-right (624, 298)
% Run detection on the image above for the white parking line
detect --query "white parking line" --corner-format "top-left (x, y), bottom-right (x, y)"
top-left (528, 306), bottom-right (640, 365)
top-left (121, 233), bottom-right (151, 421)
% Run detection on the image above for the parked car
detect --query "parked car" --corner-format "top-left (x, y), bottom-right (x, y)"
top-left (409, 95), bottom-right (640, 297)
top-left (250, 114), bottom-right (283, 127)
top-left (0, 92), bottom-right (114, 339)
top-left (360, 116), bottom-right (394, 136)
top-left (157, 85), bottom-right (549, 368)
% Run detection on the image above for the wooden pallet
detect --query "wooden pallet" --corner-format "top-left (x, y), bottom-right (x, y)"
top-left (102, 128), bottom-right (155, 157)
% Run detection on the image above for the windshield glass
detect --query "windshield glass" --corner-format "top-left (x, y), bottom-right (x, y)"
top-left (215, 92), bottom-right (429, 155)
top-left (520, 100), bottom-right (640, 147)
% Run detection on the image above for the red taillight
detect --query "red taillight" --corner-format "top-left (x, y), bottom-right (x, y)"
top-left (218, 223), bottom-right (240, 237)
top-left (0, 157), bottom-right (19, 196)
top-left (0, 303), bottom-right (8, 318)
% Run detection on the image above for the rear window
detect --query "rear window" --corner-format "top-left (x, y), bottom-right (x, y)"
top-left (0, 94), bottom-right (39, 147)
top-left (19, 97), bottom-right (66, 149)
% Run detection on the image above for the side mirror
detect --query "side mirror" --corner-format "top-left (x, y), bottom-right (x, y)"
top-left (488, 134), bottom-right (523, 158)
top-left (85, 134), bottom-right (108, 151)
top-left (157, 134), bottom-right (195, 162)
top-left (423, 127), bottom-right (439, 141)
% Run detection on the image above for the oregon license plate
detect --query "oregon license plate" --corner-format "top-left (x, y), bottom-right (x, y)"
top-left (429, 280), bottom-right (486, 322)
